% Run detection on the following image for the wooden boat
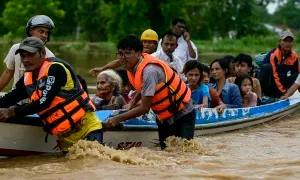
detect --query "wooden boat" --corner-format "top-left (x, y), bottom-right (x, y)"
top-left (0, 98), bottom-right (300, 156)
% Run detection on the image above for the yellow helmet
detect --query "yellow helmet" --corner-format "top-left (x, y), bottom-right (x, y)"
top-left (141, 29), bottom-right (158, 41)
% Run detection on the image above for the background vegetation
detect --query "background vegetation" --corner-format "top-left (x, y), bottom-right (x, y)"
top-left (0, 0), bottom-right (299, 42)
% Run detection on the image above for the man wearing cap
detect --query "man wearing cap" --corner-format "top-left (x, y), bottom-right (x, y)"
top-left (258, 31), bottom-right (299, 98)
top-left (0, 37), bottom-right (103, 153)
top-left (0, 15), bottom-right (55, 93)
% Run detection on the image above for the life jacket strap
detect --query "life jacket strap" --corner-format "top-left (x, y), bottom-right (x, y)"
top-left (154, 71), bottom-right (176, 95)
top-left (39, 89), bottom-right (85, 119)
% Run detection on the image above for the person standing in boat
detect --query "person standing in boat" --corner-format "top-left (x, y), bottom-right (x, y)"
top-left (0, 37), bottom-right (103, 153)
top-left (0, 15), bottom-right (55, 93)
top-left (103, 35), bottom-right (196, 150)
top-left (151, 31), bottom-right (185, 80)
top-left (156, 18), bottom-right (198, 63)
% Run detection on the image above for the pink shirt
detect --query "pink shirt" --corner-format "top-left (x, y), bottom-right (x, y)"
top-left (243, 92), bottom-right (257, 108)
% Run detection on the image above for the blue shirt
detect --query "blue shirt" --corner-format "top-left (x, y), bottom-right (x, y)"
top-left (209, 81), bottom-right (242, 108)
top-left (189, 84), bottom-right (211, 105)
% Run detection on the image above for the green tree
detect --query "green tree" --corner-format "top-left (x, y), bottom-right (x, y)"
top-left (55, 0), bottom-right (78, 39)
top-left (105, 0), bottom-right (151, 41)
top-left (186, 0), bottom-right (211, 40)
top-left (0, 0), bottom-right (10, 35)
top-left (271, 0), bottom-right (300, 29)
top-left (105, 0), bottom-right (190, 41)
top-left (195, 0), bottom-right (268, 39)
top-left (76, 0), bottom-right (111, 41)
top-left (1, 0), bottom-right (65, 38)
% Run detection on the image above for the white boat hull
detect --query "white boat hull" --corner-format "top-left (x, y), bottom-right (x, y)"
top-left (0, 98), bottom-right (299, 156)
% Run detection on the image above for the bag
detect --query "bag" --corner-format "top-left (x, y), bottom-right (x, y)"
top-left (253, 52), bottom-right (268, 78)
top-left (254, 52), bottom-right (268, 67)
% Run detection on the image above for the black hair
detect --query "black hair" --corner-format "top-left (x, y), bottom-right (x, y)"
top-left (161, 30), bottom-right (178, 43)
top-left (116, 69), bottom-right (129, 85)
top-left (117, 35), bottom-right (143, 52)
top-left (224, 55), bottom-right (235, 64)
top-left (200, 64), bottom-right (210, 74)
top-left (182, 60), bottom-right (203, 84)
top-left (234, 74), bottom-right (253, 96)
top-left (233, 54), bottom-right (253, 68)
top-left (210, 58), bottom-right (229, 76)
top-left (172, 18), bottom-right (186, 26)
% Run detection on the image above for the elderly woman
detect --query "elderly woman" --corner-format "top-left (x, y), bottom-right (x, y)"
top-left (92, 69), bottom-right (127, 110)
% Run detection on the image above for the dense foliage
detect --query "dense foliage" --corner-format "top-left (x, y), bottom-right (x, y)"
top-left (0, 0), bottom-right (298, 42)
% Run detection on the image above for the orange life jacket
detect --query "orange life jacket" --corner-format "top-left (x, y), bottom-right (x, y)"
top-left (269, 47), bottom-right (299, 93)
top-left (24, 57), bottom-right (95, 135)
top-left (127, 53), bottom-right (191, 120)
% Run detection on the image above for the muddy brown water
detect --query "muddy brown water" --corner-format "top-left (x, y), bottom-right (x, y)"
top-left (0, 110), bottom-right (299, 180)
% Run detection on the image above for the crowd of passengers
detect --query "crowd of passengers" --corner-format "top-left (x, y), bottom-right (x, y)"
top-left (90, 18), bottom-right (300, 113)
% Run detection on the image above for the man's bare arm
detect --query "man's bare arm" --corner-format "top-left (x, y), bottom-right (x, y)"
top-left (89, 59), bottom-right (121, 76)
top-left (0, 68), bottom-right (14, 91)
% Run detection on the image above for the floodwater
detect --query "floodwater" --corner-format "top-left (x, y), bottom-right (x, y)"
top-left (0, 110), bottom-right (299, 180)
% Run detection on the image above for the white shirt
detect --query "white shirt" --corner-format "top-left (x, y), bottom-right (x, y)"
top-left (156, 36), bottom-right (198, 63)
top-left (151, 50), bottom-right (186, 81)
top-left (295, 74), bottom-right (300, 85)
top-left (4, 43), bottom-right (55, 88)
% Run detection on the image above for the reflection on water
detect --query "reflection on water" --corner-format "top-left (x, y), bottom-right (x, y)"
top-left (0, 111), bottom-right (300, 179)
top-left (0, 42), bottom-right (229, 92)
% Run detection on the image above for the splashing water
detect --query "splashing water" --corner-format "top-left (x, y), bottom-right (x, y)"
top-left (66, 136), bottom-right (211, 166)
top-left (164, 136), bottom-right (212, 155)
top-left (66, 140), bottom-right (153, 165)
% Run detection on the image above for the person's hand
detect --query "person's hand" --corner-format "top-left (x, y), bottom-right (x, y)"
top-left (0, 107), bottom-right (15, 121)
top-left (280, 94), bottom-right (288, 100)
top-left (102, 117), bottom-right (120, 131)
top-left (195, 104), bottom-right (203, 111)
top-left (89, 67), bottom-right (104, 76)
top-left (215, 104), bottom-right (226, 114)
top-left (183, 32), bottom-right (190, 41)
top-left (122, 104), bottom-right (130, 110)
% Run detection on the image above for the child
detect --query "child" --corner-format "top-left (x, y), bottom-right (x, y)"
top-left (234, 74), bottom-right (257, 107)
top-left (183, 60), bottom-right (210, 108)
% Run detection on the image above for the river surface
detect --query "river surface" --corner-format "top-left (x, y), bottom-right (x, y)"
top-left (0, 110), bottom-right (299, 180)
